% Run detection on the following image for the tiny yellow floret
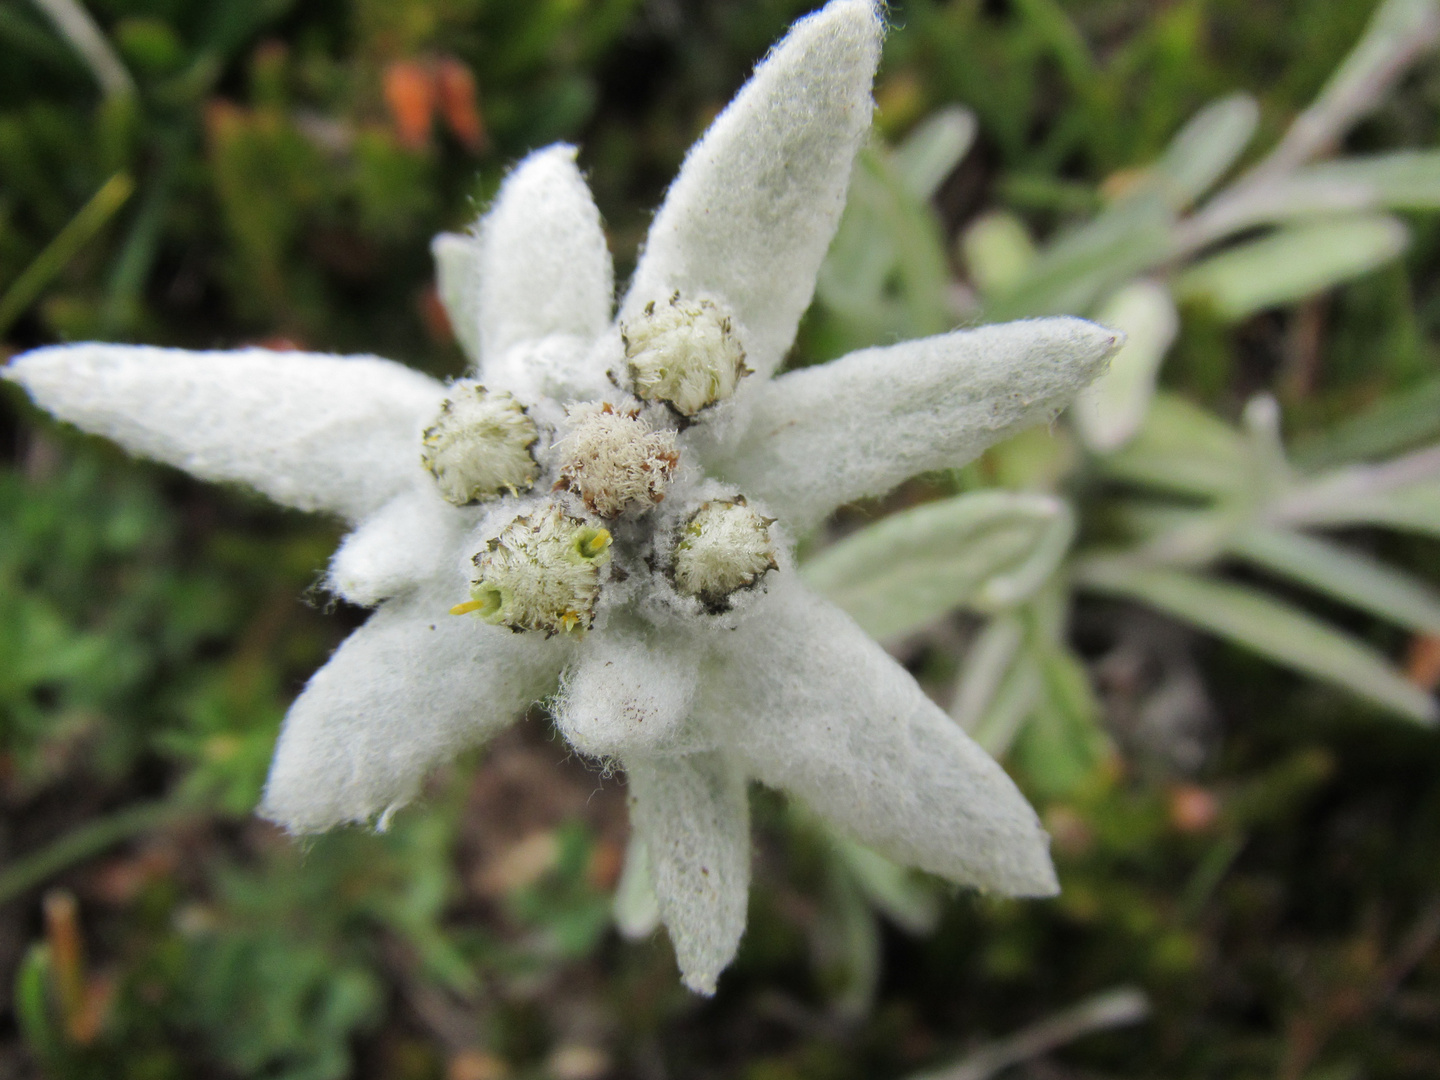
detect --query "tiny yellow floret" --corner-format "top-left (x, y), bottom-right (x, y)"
top-left (459, 502), bottom-right (613, 636)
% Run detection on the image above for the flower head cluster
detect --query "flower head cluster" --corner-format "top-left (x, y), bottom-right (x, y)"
top-left (6, 0), bottom-right (1119, 995)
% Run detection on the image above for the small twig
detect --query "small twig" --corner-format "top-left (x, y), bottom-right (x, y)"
top-left (27, 0), bottom-right (134, 99)
top-left (908, 987), bottom-right (1151, 1080)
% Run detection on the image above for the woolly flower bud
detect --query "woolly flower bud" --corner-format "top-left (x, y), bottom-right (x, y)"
top-left (455, 503), bottom-right (613, 636)
top-left (421, 381), bottom-right (539, 505)
top-left (672, 498), bottom-right (777, 610)
top-left (556, 402), bottom-right (680, 518)
top-left (620, 294), bottom-right (750, 417)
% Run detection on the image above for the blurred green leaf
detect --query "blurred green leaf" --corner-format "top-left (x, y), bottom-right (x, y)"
top-left (967, 651), bottom-right (1043, 760)
top-left (1100, 393), bottom-right (1248, 498)
top-left (962, 210), bottom-right (1037, 299)
top-left (1230, 527), bottom-right (1440, 636)
top-left (0, 801), bottom-right (182, 905)
top-left (891, 106), bottom-right (975, 201)
top-left (612, 836), bottom-right (660, 940)
top-left (1077, 561), bottom-right (1438, 724)
top-left (1014, 641), bottom-right (1109, 799)
top-left (986, 193), bottom-right (1173, 319)
top-left (0, 171), bottom-right (132, 337)
top-left (14, 944), bottom-right (68, 1076)
top-left (1072, 279), bottom-right (1178, 453)
top-left (802, 492), bottom-right (1074, 640)
top-left (1292, 377), bottom-right (1440, 468)
top-left (1175, 215), bottom-right (1409, 322)
top-left (1271, 446), bottom-right (1440, 535)
top-left (950, 615), bottom-right (1026, 731)
top-left (1153, 93), bottom-right (1258, 210)
top-left (830, 837), bottom-right (940, 936)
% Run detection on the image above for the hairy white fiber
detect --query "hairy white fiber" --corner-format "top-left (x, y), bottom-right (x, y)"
top-left (554, 625), bottom-right (702, 758)
top-left (432, 231), bottom-right (483, 364)
top-left (421, 381), bottom-right (539, 505)
top-left (716, 318), bottom-right (1121, 531)
top-left (5, 345), bottom-right (443, 522)
top-left (328, 487), bottom-right (472, 607)
top-left (555, 402), bottom-right (680, 517)
top-left (699, 578), bottom-right (1059, 896)
top-left (261, 582), bottom-right (567, 833)
top-left (621, 294), bottom-right (750, 416)
top-left (625, 752), bottom-right (750, 995)
top-left (476, 145), bottom-right (614, 365)
top-left (620, 0), bottom-right (882, 379)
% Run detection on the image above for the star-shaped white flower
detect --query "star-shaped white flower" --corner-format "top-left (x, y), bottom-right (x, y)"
top-left (5, 0), bottom-right (1119, 994)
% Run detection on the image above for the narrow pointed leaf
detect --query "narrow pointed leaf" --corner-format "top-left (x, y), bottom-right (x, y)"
top-left (724, 318), bottom-right (1119, 531)
top-left (1100, 393), bottom-right (1248, 498)
top-left (1072, 280), bottom-right (1179, 453)
top-left (622, 0), bottom-right (882, 378)
top-left (1078, 562), bottom-right (1437, 724)
top-left (1154, 94), bottom-right (1258, 210)
top-left (1231, 527), bottom-right (1440, 635)
top-left (1175, 215), bottom-right (1408, 322)
top-left (431, 232), bottom-right (483, 363)
top-left (802, 492), bottom-right (1074, 640)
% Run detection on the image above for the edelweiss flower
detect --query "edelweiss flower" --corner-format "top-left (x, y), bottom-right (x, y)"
top-left (6, 0), bottom-right (1119, 993)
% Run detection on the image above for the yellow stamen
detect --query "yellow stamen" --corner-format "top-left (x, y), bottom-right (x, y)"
top-left (450, 599), bottom-right (484, 615)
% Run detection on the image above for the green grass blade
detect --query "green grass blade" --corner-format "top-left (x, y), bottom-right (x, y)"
top-left (0, 171), bottom-right (133, 338)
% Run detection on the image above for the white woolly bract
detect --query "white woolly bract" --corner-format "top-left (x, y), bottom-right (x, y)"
top-left (484, 333), bottom-right (611, 407)
top-left (620, 0), bottom-right (882, 380)
top-left (696, 577), bottom-right (1059, 897)
top-left (555, 402), bottom-right (680, 517)
top-left (4, 345), bottom-right (444, 523)
top-left (671, 499), bottom-right (777, 608)
top-left (468, 502), bottom-right (612, 636)
top-left (328, 487), bottom-right (473, 607)
top-left (554, 625), bottom-right (704, 759)
top-left (421, 381), bottom-right (540, 505)
top-left (621, 295), bottom-right (750, 416)
top-left (432, 232), bottom-right (483, 364)
top-left (477, 145), bottom-right (614, 365)
top-left (715, 318), bottom-right (1121, 531)
top-left (625, 753), bottom-right (750, 995)
top-left (5, 0), bottom-right (1103, 1000)
top-left (261, 583), bottom-right (567, 834)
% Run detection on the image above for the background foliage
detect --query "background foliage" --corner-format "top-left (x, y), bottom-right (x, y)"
top-left (3, 1), bottom-right (1440, 1078)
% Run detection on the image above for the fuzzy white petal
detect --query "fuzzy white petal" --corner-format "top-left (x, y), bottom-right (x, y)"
top-left (328, 487), bottom-right (472, 607)
top-left (433, 232), bottom-right (485, 364)
top-left (554, 626), bottom-right (702, 759)
top-left (478, 145), bottom-right (614, 368)
top-left (620, 0), bottom-right (882, 379)
top-left (626, 752), bottom-right (750, 995)
top-left (6, 345), bottom-right (443, 522)
top-left (261, 584), bottom-right (568, 833)
top-left (717, 318), bottom-right (1120, 531)
top-left (703, 577), bottom-right (1058, 896)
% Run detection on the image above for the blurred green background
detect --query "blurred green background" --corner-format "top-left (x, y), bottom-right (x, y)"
top-left (3, 1), bottom-right (1440, 1077)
